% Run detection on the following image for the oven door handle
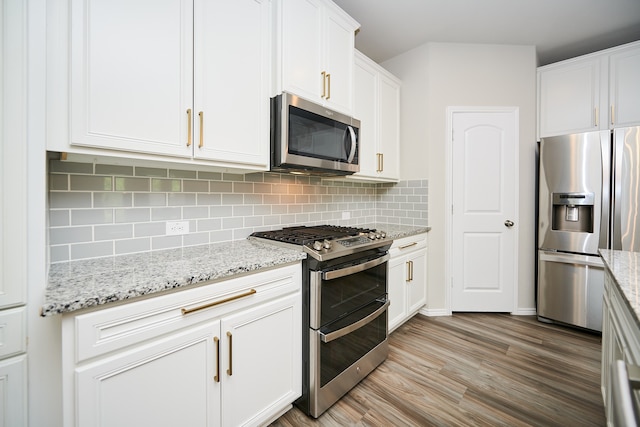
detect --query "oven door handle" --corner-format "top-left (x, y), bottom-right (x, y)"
top-left (319, 299), bottom-right (389, 343)
top-left (322, 253), bottom-right (390, 280)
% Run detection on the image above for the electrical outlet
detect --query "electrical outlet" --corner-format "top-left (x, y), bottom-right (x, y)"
top-left (342, 211), bottom-right (351, 220)
top-left (166, 221), bottom-right (189, 236)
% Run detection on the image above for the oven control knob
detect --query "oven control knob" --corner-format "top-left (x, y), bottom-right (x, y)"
top-left (379, 231), bottom-right (387, 238)
top-left (368, 232), bottom-right (376, 240)
top-left (313, 241), bottom-right (323, 251)
top-left (323, 239), bottom-right (332, 250)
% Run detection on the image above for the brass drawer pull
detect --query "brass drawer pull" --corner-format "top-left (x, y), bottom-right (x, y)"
top-left (181, 289), bottom-right (257, 315)
top-left (399, 242), bottom-right (418, 250)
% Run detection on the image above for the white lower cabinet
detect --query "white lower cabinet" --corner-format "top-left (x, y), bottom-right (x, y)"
top-left (63, 264), bottom-right (302, 427)
top-left (0, 354), bottom-right (27, 427)
top-left (388, 234), bottom-right (427, 333)
top-left (601, 269), bottom-right (640, 426)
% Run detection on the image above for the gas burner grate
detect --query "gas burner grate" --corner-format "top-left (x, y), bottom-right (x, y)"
top-left (251, 225), bottom-right (375, 245)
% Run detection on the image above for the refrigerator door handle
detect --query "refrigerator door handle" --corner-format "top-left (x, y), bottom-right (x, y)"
top-left (612, 128), bottom-right (622, 250)
top-left (600, 130), bottom-right (612, 250)
top-left (539, 250), bottom-right (604, 268)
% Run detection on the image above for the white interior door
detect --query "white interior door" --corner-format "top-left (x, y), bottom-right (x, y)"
top-left (451, 109), bottom-right (518, 312)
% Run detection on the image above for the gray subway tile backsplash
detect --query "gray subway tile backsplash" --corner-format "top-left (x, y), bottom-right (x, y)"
top-left (115, 177), bottom-right (150, 192)
top-left (48, 162), bottom-right (428, 262)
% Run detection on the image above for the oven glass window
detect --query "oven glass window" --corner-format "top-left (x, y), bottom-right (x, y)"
top-left (320, 259), bottom-right (386, 327)
top-left (319, 303), bottom-right (387, 387)
top-left (289, 106), bottom-right (359, 164)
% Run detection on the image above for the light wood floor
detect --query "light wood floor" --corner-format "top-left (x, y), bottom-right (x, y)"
top-left (270, 313), bottom-right (605, 427)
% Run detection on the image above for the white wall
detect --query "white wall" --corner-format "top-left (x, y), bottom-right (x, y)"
top-left (383, 42), bottom-right (537, 314)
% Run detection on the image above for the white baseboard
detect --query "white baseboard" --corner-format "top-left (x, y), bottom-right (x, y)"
top-left (511, 307), bottom-right (537, 316)
top-left (418, 307), bottom-right (537, 316)
top-left (419, 307), bottom-right (450, 317)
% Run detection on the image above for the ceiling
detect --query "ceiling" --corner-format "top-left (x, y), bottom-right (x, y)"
top-left (332, 0), bottom-right (640, 66)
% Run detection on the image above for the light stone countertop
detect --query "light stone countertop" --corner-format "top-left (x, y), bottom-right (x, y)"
top-left (599, 249), bottom-right (640, 326)
top-left (42, 240), bottom-right (306, 317)
top-left (42, 224), bottom-right (430, 317)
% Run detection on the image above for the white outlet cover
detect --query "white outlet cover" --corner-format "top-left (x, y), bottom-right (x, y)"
top-left (166, 221), bottom-right (189, 235)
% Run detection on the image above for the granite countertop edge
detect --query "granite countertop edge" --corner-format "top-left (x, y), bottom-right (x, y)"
top-left (599, 249), bottom-right (640, 327)
top-left (42, 224), bottom-right (429, 317)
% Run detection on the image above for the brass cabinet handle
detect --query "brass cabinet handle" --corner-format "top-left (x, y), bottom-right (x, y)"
top-left (214, 336), bottom-right (220, 382)
top-left (198, 111), bottom-right (204, 148)
top-left (226, 331), bottom-right (233, 376)
top-left (181, 289), bottom-right (257, 315)
top-left (595, 107), bottom-right (598, 127)
top-left (380, 152), bottom-right (383, 172)
top-left (410, 260), bottom-right (414, 281)
top-left (326, 73), bottom-right (331, 100)
top-left (321, 71), bottom-right (327, 98)
top-left (611, 105), bottom-right (615, 125)
top-left (186, 109), bottom-right (192, 147)
top-left (406, 261), bottom-right (411, 282)
top-left (399, 242), bottom-right (418, 250)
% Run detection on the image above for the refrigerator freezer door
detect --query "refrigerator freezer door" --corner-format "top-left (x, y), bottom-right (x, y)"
top-left (612, 126), bottom-right (640, 251)
top-left (537, 250), bottom-right (604, 332)
top-left (538, 131), bottom-right (610, 254)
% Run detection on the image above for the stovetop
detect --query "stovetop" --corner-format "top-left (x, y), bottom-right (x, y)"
top-left (250, 225), bottom-right (391, 261)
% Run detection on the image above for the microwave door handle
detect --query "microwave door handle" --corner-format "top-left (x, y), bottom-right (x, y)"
top-left (346, 125), bottom-right (357, 163)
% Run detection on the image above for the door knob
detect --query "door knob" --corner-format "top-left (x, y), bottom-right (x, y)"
top-left (504, 220), bottom-right (515, 228)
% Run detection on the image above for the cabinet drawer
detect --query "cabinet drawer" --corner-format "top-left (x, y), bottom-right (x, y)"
top-left (0, 307), bottom-right (26, 359)
top-left (390, 234), bottom-right (427, 254)
top-left (67, 264), bottom-right (301, 363)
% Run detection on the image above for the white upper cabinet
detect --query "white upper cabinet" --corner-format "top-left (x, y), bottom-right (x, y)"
top-left (538, 55), bottom-right (606, 138)
top-left (70, 0), bottom-right (194, 157)
top-left (274, 0), bottom-right (359, 115)
top-left (52, 0), bottom-right (271, 172)
top-left (609, 43), bottom-right (640, 129)
top-left (538, 41), bottom-right (640, 139)
top-left (193, 0), bottom-right (271, 167)
top-left (351, 50), bottom-right (400, 181)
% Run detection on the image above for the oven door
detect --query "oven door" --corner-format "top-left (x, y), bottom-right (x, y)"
top-left (308, 298), bottom-right (389, 418)
top-left (309, 252), bottom-right (389, 329)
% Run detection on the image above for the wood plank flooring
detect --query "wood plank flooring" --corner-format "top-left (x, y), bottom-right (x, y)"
top-left (270, 313), bottom-right (605, 427)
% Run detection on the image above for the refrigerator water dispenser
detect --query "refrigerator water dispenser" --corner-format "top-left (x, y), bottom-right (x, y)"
top-left (551, 193), bottom-right (594, 233)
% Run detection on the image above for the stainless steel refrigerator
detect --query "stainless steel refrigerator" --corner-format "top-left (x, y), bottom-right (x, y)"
top-left (537, 126), bottom-right (640, 332)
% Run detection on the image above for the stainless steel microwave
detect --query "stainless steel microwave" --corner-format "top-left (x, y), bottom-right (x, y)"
top-left (270, 92), bottom-right (360, 176)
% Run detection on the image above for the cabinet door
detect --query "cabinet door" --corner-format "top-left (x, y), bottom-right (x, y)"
top-left (1, 0), bottom-right (27, 309)
top-left (609, 45), bottom-right (640, 128)
top-left (353, 54), bottom-right (378, 178)
top-left (387, 254), bottom-right (408, 333)
top-left (76, 321), bottom-right (220, 427)
top-left (538, 56), bottom-right (604, 137)
top-left (280, 0), bottom-right (323, 103)
top-left (193, 0), bottom-right (270, 169)
top-left (220, 294), bottom-right (301, 427)
top-left (0, 355), bottom-right (26, 427)
top-left (406, 248), bottom-right (427, 315)
top-left (378, 73), bottom-right (400, 180)
top-left (322, 5), bottom-right (355, 114)
top-left (70, 0), bottom-right (193, 157)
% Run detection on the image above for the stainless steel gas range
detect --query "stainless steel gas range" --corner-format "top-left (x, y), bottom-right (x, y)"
top-left (250, 225), bottom-right (391, 418)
